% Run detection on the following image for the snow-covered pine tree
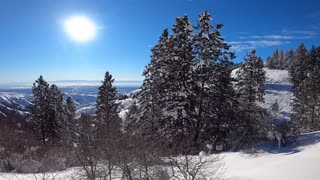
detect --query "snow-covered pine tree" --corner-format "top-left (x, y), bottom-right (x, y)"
top-left (272, 49), bottom-right (279, 69)
top-left (289, 43), bottom-right (309, 88)
top-left (234, 50), bottom-right (266, 147)
top-left (94, 71), bottom-right (122, 172)
top-left (139, 15), bottom-right (196, 147)
top-left (278, 50), bottom-right (285, 69)
top-left (265, 49), bottom-right (293, 70)
top-left (138, 11), bottom-right (239, 152)
top-left (137, 29), bottom-right (170, 135)
top-left (300, 46), bottom-right (320, 130)
top-left (47, 84), bottom-right (65, 142)
top-left (284, 49), bottom-right (294, 70)
top-left (30, 77), bottom-right (67, 144)
top-left (265, 56), bottom-right (274, 69)
top-left (65, 97), bottom-right (76, 124)
top-left (95, 71), bottom-right (121, 133)
top-left (289, 44), bottom-right (310, 132)
top-left (236, 50), bottom-right (265, 103)
top-left (193, 11), bottom-right (236, 151)
top-left (123, 102), bottom-right (139, 132)
top-left (63, 97), bottom-right (77, 142)
top-left (30, 75), bottom-right (51, 144)
top-left (148, 15), bottom-right (200, 153)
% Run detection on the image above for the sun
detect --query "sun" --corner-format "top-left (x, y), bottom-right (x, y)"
top-left (63, 16), bottom-right (97, 42)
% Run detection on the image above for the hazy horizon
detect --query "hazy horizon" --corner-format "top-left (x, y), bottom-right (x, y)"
top-left (0, 79), bottom-right (142, 88)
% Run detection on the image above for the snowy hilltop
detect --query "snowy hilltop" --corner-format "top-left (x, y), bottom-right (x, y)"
top-left (232, 68), bottom-right (293, 120)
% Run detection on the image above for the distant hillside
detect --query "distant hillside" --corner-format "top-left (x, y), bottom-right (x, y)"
top-left (0, 69), bottom-right (293, 121)
top-left (232, 68), bottom-right (293, 120)
top-left (0, 85), bottom-right (140, 120)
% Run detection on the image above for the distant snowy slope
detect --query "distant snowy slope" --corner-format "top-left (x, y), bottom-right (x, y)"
top-left (232, 68), bottom-right (293, 120)
top-left (0, 86), bottom-right (141, 119)
top-left (75, 90), bottom-right (140, 119)
top-left (263, 68), bottom-right (293, 119)
top-left (0, 92), bottom-right (31, 118)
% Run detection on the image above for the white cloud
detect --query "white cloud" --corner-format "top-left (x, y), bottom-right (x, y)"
top-left (250, 35), bottom-right (312, 40)
top-left (281, 29), bottom-right (317, 36)
top-left (229, 40), bottom-right (290, 52)
top-left (231, 28), bottom-right (317, 52)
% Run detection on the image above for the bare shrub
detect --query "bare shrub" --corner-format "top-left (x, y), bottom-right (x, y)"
top-left (166, 153), bottom-right (223, 180)
top-left (0, 119), bottom-right (38, 172)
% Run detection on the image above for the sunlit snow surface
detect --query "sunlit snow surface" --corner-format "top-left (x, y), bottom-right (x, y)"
top-left (225, 131), bottom-right (320, 180)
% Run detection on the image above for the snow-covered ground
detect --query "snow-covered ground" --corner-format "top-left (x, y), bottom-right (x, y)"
top-left (263, 68), bottom-right (293, 120)
top-left (1, 131), bottom-right (319, 180)
top-left (232, 68), bottom-right (293, 120)
top-left (225, 131), bottom-right (320, 180)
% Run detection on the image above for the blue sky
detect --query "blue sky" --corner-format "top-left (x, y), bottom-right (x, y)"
top-left (0, 0), bottom-right (319, 83)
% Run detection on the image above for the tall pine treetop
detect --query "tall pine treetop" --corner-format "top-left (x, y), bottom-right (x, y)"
top-left (236, 49), bottom-right (266, 103)
top-left (95, 71), bottom-right (120, 125)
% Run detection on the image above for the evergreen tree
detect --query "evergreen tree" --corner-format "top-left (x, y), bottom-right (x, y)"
top-left (272, 49), bottom-right (279, 69)
top-left (63, 97), bottom-right (77, 141)
top-left (138, 29), bottom-right (170, 135)
top-left (193, 11), bottom-right (236, 151)
top-left (139, 15), bottom-right (196, 148)
top-left (265, 49), bottom-right (294, 70)
top-left (289, 44), bottom-right (310, 132)
top-left (234, 50), bottom-right (266, 147)
top-left (95, 70), bottom-right (121, 165)
top-left (95, 71), bottom-right (121, 132)
top-left (138, 11), bottom-right (237, 152)
top-left (289, 43), bottom-right (309, 88)
top-left (265, 56), bottom-right (274, 69)
top-left (124, 102), bottom-right (139, 132)
top-left (278, 50), bottom-right (285, 69)
top-left (47, 84), bottom-right (65, 142)
top-left (295, 46), bottom-right (320, 131)
top-left (30, 76), bottom-right (50, 144)
top-left (284, 49), bottom-right (294, 69)
top-left (164, 15), bottom-right (195, 135)
top-left (236, 50), bottom-right (265, 103)
top-left (65, 97), bottom-right (76, 124)
top-left (94, 71), bottom-right (122, 176)
top-left (30, 77), bottom-right (65, 144)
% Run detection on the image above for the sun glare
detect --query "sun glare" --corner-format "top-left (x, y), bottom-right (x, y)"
top-left (63, 16), bottom-right (97, 42)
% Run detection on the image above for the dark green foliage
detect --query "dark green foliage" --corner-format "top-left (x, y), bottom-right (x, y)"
top-left (136, 11), bottom-right (261, 153)
top-left (289, 44), bottom-right (320, 133)
top-left (236, 50), bottom-right (266, 103)
top-left (30, 76), bottom-right (65, 144)
top-left (234, 50), bottom-right (266, 148)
